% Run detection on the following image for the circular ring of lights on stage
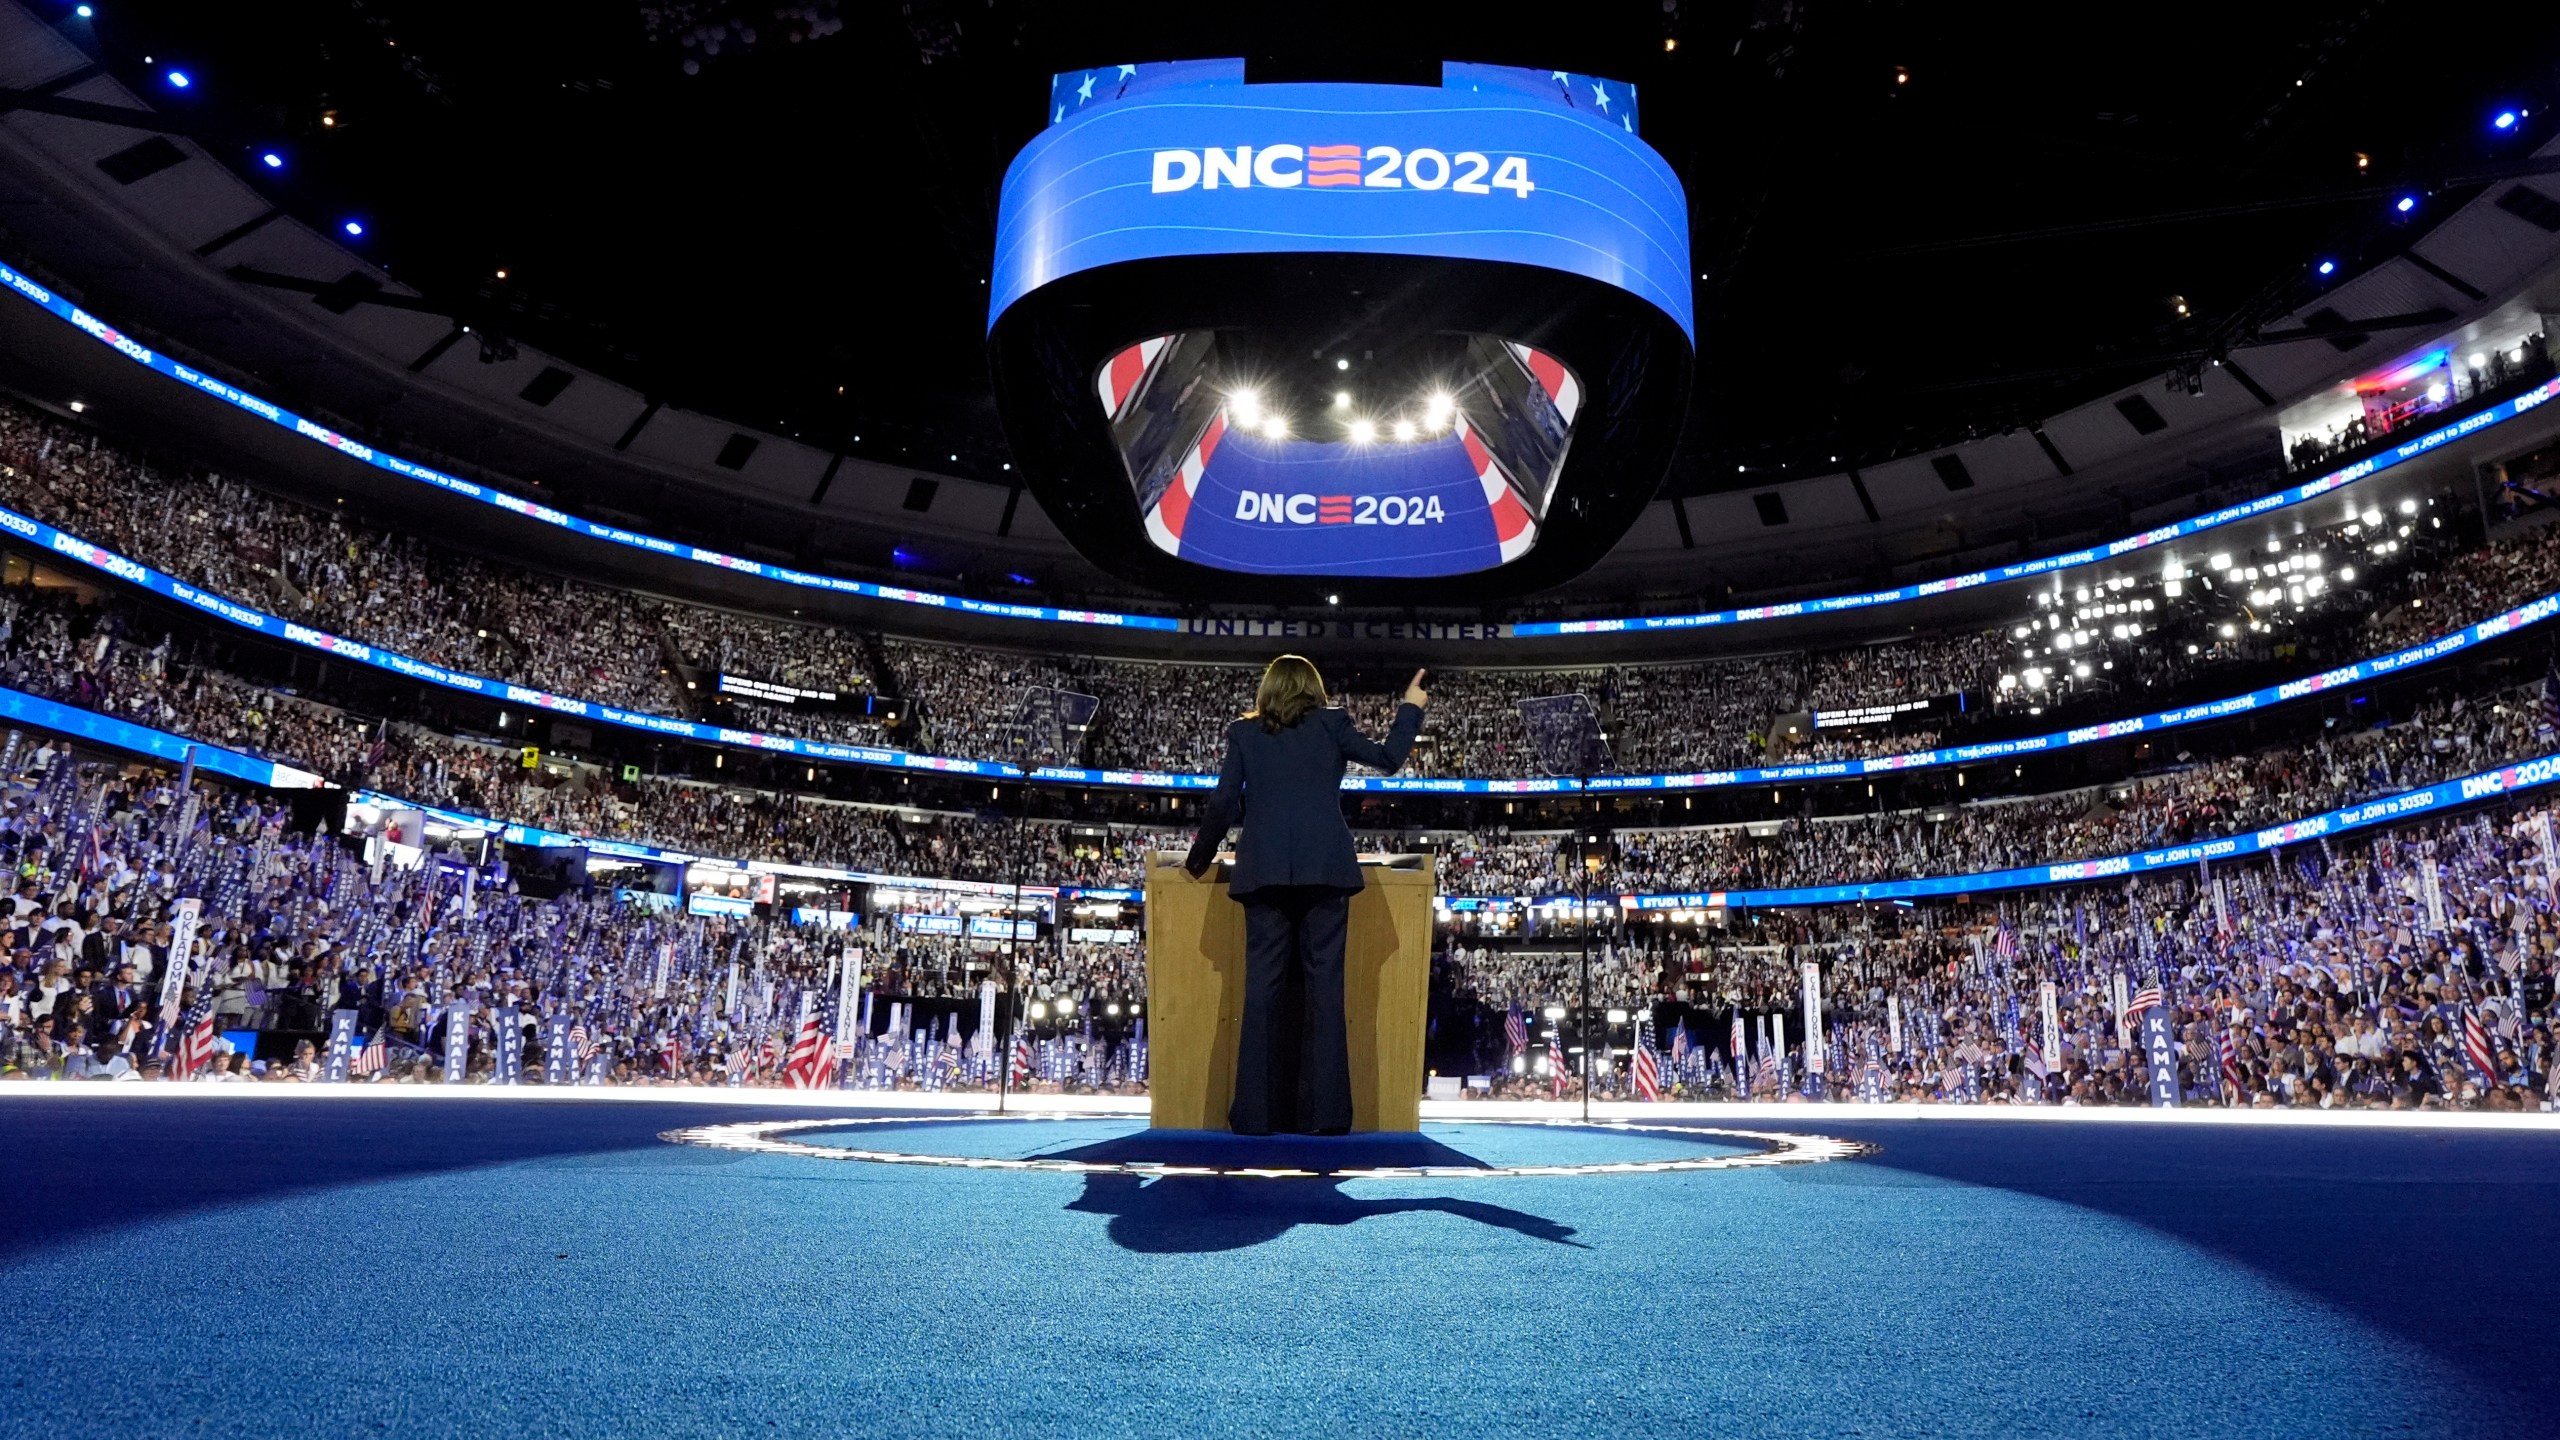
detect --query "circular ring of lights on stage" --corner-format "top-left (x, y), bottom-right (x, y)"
top-left (658, 1114), bottom-right (1874, 1178)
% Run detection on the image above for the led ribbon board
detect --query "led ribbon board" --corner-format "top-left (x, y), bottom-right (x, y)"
top-left (7, 486), bottom-right (2558, 796)
top-left (1615, 747), bottom-right (2560, 910)
top-left (0, 260), bottom-right (2546, 629)
top-left (990, 60), bottom-right (1691, 339)
top-left (13, 669), bottom-right (2541, 921)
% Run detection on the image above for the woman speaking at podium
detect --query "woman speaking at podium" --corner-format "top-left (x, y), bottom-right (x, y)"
top-left (1184, 656), bottom-right (1428, 1135)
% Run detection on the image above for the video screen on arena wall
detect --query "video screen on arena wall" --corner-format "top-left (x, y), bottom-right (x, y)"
top-left (990, 58), bottom-right (1686, 584)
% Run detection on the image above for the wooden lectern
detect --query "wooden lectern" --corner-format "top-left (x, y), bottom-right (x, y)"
top-left (1144, 853), bottom-right (1436, 1132)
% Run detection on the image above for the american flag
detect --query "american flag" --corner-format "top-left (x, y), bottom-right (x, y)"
top-left (1011, 1031), bottom-right (1034, 1086)
top-left (784, 1001), bottom-right (832, 1090)
top-left (351, 1028), bottom-right (387, 1077)
top-left (2124, 985), bottom-right (2165, 1018)
top-left (568, 1020), bottom-right (592, 1062)
top-left (1547, 1027), bottom-right (1568, 1099)
top-left (2462, 1008), bottom-right (2498, 1082)
top-left (1669, 1024), bottom-right (1690, 1067)
top-left (1504, 1004), bottom-right (1528, 1055)
top-left (2218, 1029), bottom-right (2243, 1102)
top-left (1631, 1016), bottom-right (1662, 1102)
top-left (660, 1030), bottom-right (682, 1076)
top-left (173, 998), bottom-right (217, 1079)
top-left (1993, 918), bottom-right (2016, 961)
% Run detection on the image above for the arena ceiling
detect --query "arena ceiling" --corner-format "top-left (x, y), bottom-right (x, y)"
top-left (59, 0), bottom-right (2560, 505)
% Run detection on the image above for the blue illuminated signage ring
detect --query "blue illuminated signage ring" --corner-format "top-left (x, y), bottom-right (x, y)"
top-left (5, 486), bottom-right (2554, 796)
top-left (6, 672), bottom-right (2544, 919)
top-left (0, 260), bottom-right (2547, 641)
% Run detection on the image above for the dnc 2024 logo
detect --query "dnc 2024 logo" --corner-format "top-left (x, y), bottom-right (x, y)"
top-left (1151, 145), bottom-right (1534, 196)
top-left (1233, 492), bottom-right (1450, 527)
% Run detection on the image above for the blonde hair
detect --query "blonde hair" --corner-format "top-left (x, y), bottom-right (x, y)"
top-left (1247, 654), bottom-right (1327, 733)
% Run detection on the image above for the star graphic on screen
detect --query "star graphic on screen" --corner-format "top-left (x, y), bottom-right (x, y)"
top-left (1077, 72), bottom-right (1096, 103)
top-left (1117, 64), bottom-right (1137, 79)
top-left (1592, 81), bottom-right (1611, 112)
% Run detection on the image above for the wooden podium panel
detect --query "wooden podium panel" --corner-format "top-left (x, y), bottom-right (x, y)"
top-left (1144, 854), bottom-right (1435, 1133)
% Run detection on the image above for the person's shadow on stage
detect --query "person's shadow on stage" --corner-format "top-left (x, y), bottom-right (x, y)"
top-left (1047, 1131), bottom-right (1586, 1253)
top-left (1065, 1173), bottom-right (1586, 1253)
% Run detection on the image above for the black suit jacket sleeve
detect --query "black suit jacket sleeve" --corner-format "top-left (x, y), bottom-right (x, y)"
top-left (1333, 702), bottom-right (1423, 773)
top-left (1184, 734), bottom-right (1248, 874)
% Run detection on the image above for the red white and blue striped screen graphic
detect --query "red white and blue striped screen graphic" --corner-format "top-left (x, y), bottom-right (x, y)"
top-left (1120, 338), bottom-right (1568, 579)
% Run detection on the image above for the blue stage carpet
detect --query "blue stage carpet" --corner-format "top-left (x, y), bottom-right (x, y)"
top-left (0, 1099), bottom-right (2553, 1438)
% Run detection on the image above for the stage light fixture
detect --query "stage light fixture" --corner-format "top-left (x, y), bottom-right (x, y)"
top-left (1229, 390), bottom-right (1261, 425)
top-left (165, 70), bottom-right (190, 89)
top-left (1334, 357), bottom-right (1350, 370)
top-left (1260, 415), bottom-right (1288, 440)
top-left (74, 4), bottom-right (91, 15)
top-left (2317, 259), bottom-right (2336, 275)
top-left (1392, 419), bottom-right (1416, 441)
top-left (1333, 390), bottom-right (1351, 408)
top-left (2494, 110), bottom-right (2519, 130)
top-left (260, 151), bottom-right (283, 168)
top-left (2395, 195), bottom-right (2416, 213)
top-left (342, 220), bottom-right (364, 236)
top-left (1349, 418), bottom-right (1377, 443)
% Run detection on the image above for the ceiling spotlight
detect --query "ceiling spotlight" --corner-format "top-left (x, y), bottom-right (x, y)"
top-left (2316, 259), bottom-right (2337, 275)
top-left (342, 220), bottom-right (365, 236)
top-left (1392, 419), bottom-right (1417, 441)
top-left (165, 70), bottom-right (191, 89)
top-left (1334, 357), bottom-right (1350, 370)
top-left (2493, 110), bottom-right (2519, 131)
top-left (1333, 390), bottom-right (1351, 408)
top-left (495, 268), bottom-right (509, 280)
top-left (2394, 195), bottom-right (2417, 214)
top-left (1229, 390), bottom-right (1261, 424)
top-left (1349, 418), bottom-right (1377, 443)
top-left (260, 151), bottom-right (283, 169)
top-left (1260, 415), bottom-right (1287, 440)
top-left (73, 4), bottom-right (91, 15)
